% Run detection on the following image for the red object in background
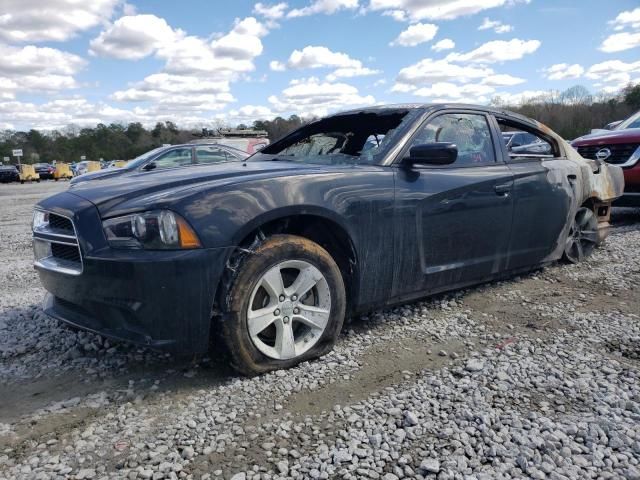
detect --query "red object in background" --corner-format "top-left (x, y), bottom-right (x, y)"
top-left (572, 128), bottom-right (640, 207)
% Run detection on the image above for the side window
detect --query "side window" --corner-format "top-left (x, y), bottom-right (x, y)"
top-left (409, 113), bottom-right (496, 166)
top-left (196, 146), bottom-right (229, 164)
top-left (497, 120), bottom-right (556, 160)
top-left (153, 148), bottom-right (193, 169)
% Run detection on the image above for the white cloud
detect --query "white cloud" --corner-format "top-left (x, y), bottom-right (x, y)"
top-left (412, 82), bottom-right (495, 103)
top-left (368, 0), bottom-right (523, 22)
top-left (253, 2), bottom-right (289, 19)
top-left (160, 36), bottom-right (256, 78)
top-left (326, 66), bottom-right (380, 81)
top-left (544, 63), bottom-right (584, 80)
top-left (268, 77), bottom-right (375, 117)
top-left (270, 60), bottom-right (286, 71)
top-left (0, 97), bottom-right (226, 131)
top-left (227, 105), bottom-right (277, 122)
top-left (586, 60), bottom-right (640, 92)
top-left (286, 45), bottom-right (360, 69)
top-left (91, 16), bottom-right (268, 80)
top-left (446, 39), bottom-right (541, 63)
top-left (599, 31), bottom-right (640, 53)
top-left (481, 74), bottom-right (525, 86)
top-left (478, 18), bottom-right (513, 33)
top-left (390, 23), bottom-right (438, 47)
top-left (111, 73), bottom-right (234, 112)
top-left (393, 58), bottom-right (494, 91)
top-left (431, 38), bottom-right (455, 51)
top-left (586, 60), bottom-right (640, 79)
top-left (210, 17), bottom-right (267, 61)
top-left (274, 45), bottom-right (380, 80)
top-left (0, 44), bottom-right (85, 99)
top-left (392, 57), bottom-right (527, 97)
top-left (287, 0), bottom-right (358, 18)
top-left (610, 7), bottom-right (640, 31)
top-left (0, 0), bottom-right (119, 43)
top-left (89, 15), bottom-right (182, 60)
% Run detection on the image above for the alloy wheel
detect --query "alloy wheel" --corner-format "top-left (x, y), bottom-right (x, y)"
top-left (247, 260), bottom-right (331, 360)
top-left (564, 207), bottom-right (598, 263)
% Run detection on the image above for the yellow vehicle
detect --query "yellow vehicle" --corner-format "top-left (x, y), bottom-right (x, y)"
top-left (111, 160), bottom-right (128, 168)
top-left (75, 160), bottom-right (103, 176)
top-left (53, 163), bottom-right (73, 181)
top-left (18, 164), bottom-right (40, 184)
top-left (86, 161), bottom-right (102, 173)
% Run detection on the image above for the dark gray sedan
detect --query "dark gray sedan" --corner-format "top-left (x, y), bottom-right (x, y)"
top-left (70, 143), bottom-right (248, 186)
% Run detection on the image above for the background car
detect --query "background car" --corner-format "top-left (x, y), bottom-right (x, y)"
top-left (0, 164), bottom-right (19, 183)
top-left (34, 163), bottom-right (55, 180)
top-left (572, 111), bottom-right (640, 206)
top-left (70, 142), bottom-right (248, 186)
top-left (502, 130), bottom-right (541, 151)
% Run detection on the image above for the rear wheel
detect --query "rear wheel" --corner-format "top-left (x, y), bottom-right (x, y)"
top-left (563, 207), bottom-right (598, 263)
top-left (220, 234), bottom-right (346, 376)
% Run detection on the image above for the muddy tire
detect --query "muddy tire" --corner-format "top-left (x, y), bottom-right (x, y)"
top-left (563, 206), bottom-right (599, 264)
top-left (220, 234), bottom-right (346, 376)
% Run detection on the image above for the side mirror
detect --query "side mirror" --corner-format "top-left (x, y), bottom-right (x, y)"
top-left (404, 142), bottom-right (457, 166)
top-left (142, 161), bottom-right (157, 171)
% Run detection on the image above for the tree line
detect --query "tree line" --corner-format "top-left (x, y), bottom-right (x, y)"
top-left (492, 83), bottom-right (640, 140)
top-left (0, 84), bottom-right (638, 165)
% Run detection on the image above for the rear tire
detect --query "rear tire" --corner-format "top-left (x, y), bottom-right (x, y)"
top-left (563, 207), bottom-right (598, 263)
top-left (219, 234), bottom-right (346, 376)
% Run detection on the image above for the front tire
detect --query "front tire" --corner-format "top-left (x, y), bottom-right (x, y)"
top-left (220, 234), bottom-right (346, 376)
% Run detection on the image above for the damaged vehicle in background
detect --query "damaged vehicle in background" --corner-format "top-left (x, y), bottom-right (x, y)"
top-left (33, 104), bottom-right (624, 375)
top-left (69, 143), bottom-right (248, 186)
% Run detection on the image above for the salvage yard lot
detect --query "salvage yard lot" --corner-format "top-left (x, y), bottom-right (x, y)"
top-left (1, 181), bottom-right (640, 480)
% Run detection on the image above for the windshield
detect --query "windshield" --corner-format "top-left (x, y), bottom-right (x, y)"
top-left (126, 146), bottom-right (168, 169)
top-left (253, 109), bottom-right (419, 165)
top-left (618, 111), bottom-right (640, 130)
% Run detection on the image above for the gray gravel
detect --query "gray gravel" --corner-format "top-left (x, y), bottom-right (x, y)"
top-left (1, 183), bottom-right (639, 480)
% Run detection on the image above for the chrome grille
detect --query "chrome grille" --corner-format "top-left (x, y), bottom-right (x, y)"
top-left (576, 143), bottom-right (640, 167)
top-left (33, 210), bottom-right (83, 275)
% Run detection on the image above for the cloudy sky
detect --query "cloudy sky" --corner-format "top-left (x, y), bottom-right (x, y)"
top-left (0, 0), bottom-right (639, 130)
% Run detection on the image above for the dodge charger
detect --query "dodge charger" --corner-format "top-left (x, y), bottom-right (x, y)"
top-left (32, 104), bottom-right (624, 375)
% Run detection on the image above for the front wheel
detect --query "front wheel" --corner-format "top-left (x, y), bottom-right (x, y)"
top-left (220, 234), bottom-right (346, 376)
top-left (563, 207), bottom-right (599, 263)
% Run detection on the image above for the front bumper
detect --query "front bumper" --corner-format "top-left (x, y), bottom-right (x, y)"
top-left (38, 248), bottom-right (231, 354)
top-left (34, 191), bottom-right (233, 354)
top-left (614, 162), bottom-right (640, 207)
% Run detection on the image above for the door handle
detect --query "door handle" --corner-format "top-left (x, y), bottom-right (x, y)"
top-left (494, 183), bottom-right (512, 196)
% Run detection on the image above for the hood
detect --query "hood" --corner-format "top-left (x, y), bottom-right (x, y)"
top-left (572, 128), bottom-right (640, 146)
top-left (68, 160), bottom-right (331, 216)
top-left (70, 167), bottom-right (129, 185)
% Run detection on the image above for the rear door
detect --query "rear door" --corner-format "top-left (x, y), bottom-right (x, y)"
top-left (392, 110), bottom-right (515, 298)
top-left (492, 115), bottom-right (573, 269)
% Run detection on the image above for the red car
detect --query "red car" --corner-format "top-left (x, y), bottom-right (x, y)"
top-left (572, 111), bottom-right (640, 206)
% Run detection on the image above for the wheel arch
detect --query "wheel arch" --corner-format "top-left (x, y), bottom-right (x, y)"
top-left (223, 208), bottom-right (360, 315)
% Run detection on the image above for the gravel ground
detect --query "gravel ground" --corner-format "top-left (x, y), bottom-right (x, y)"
top-left (1, 181), bottom-right (639, 480)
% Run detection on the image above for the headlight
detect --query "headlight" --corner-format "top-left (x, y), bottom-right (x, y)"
top-left (103, 210), bottom-right (201, 249)
top-left (32, 210), bottom-right (49, 231)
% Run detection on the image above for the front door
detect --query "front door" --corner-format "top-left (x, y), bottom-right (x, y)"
top-left (393, 111), bottom-right (514, 298)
